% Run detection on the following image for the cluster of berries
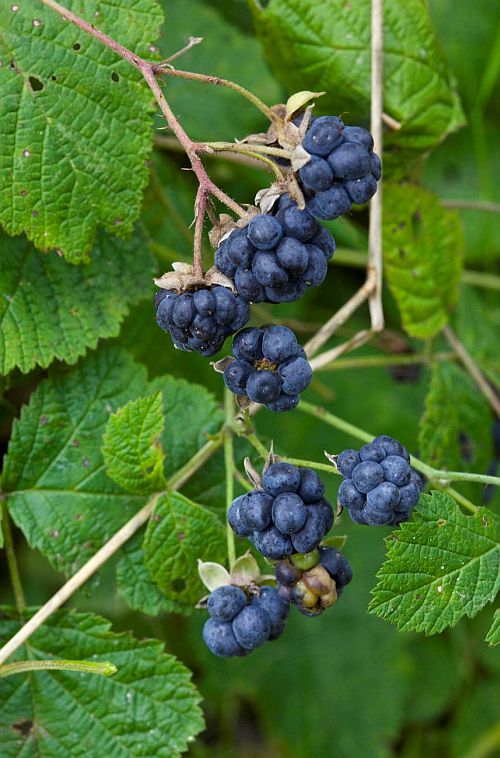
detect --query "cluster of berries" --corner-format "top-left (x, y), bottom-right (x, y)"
top-left (155, 286), bottom-right (249, 357)
top-left (203, 584), bottom-right (289, 658)
top-left (223, 325), bottom-right (312, 411)
top-left (276, 547), bottom-right (352, 616)
top-left (228, 462), bottom-right (333, 559)
top-left (336, 435), bottom-right (423, 525)
top-left (298, 116), bottom-right (381, 219)
top-left (215, 200), bottom-right (335, 304)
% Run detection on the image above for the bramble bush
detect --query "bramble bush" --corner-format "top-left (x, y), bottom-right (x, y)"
top-left (0, 0), bottom-right (499, 755)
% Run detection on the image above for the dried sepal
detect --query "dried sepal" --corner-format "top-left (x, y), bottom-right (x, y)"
top-left (211, 355), bottom-right (234, 374)
top-left (256, 174), bottom-right (307, 214)
top-left (262, 441), bottom-right (276, 476)
top-left (236, 394), bottom-right (251, 411)
top-left (291, 143), bottom-right (312, 172)
top-left (208, 208), bottom-right (259, 249)
top-left (324, 451), bottom-right (339, 470)
top-left (154, 264), bottom-right (236, 293)
top-left (244, 456), bottom-right (263, 489)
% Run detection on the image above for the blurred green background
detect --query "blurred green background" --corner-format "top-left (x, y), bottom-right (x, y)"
top-left (1, 0), bottom-right (499, 756)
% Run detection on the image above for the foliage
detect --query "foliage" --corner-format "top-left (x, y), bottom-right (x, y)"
top-left (0, 0), bottom-right (499, 754)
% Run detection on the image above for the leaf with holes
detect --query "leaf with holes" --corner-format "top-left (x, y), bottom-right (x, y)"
top-left (2, 348), bottom-right (149, 575)
top-left (382, 184), bottom-right (464, 338)
top-left (103, 392), bottom-right (167, 494)
top-left (419, 361), bottom-right (493, 473)
top-left (369, 492), bottom-right (500, 634)
top-left (0, 608), bottom-right (203, 756)
top-left (486, 610), bottom-right (499, 646)
top-left (0, 228), bottom-right (155, 375)
top-left (0, 0), bottom-right (163, 262)
top-left (143, 492), bottom-right (226, 605)
top-left (252, 0), bottom-right (464, 156)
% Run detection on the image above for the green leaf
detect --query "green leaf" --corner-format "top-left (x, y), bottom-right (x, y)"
top-left (253, 0), bottom-right (464, 155)
top-left (156, 0), bottom-right (282, 142)
top-left (144, 492), bottom-right (226, 605)
top-left (150, 375), bottom-right (223, 477)
top-left (117, 534), bottom-right (194, 616)
top-left (2, 348), bottom-right (149, 574)
top-left (103, 392), bottom-right (167, 494)
top-left (419, 361), bottom-right (493, 472)
top-left (369, 492), bottom-right (500, 634)
top-left (486, 610), bottom-right (499, 646)
top-left (0, 608), bottom-right (203, 756)
top-left (0, 228), bottom-right (155, 375)
top-left (0, 0), bottom-right (163, 262)
top-left (382, 184), bottom-right (464, 338)
top-left (454, 285), bottom-right (500, 387)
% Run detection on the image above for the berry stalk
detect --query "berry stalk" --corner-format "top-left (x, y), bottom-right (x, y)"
top-left (224, 389), bottom-right (238, 569)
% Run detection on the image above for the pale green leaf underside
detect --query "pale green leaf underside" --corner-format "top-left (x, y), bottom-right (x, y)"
top-left (0, 228), bottom-right (155, 375)
top-left (2, 348), bottom-right (150, 574)
top-left (369, 492), bottom-right (500, 634)
top-left (418, 361), bottom-right (493, 472)
top-left (382, 184), bottom-right (464, 338)
top-left (0, 0), bottom-right (163, 262)
top-left (0, 609), bottom-right (203, 757)
top-left (253, 0), bottom-right (464, 153)
top-left (144, 492), bottom-right (226, 605)
top-left (486, 610), bottom-right (499, 646)
top-left (103, 392), bottom-right (167, 494)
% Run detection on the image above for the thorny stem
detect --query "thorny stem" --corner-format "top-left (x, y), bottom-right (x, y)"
top-left (193, 186), bottom-right (208, 278)
top-left (224, 389), bottom-right (237, 569)
top-left (39, 0), bottom-right (247, 231)
top-left (0, 659), bottom-right (117, 678)
top-left (314, 351), bottom-right (455, 372)
top-left (199, 142), bottom-right (292, 159)
top-left (154, 66), bottom-right (276, 121)
top-left (245, 432), bottom-right (338, 475)
top-left (2, 504), bottom-right (26, 620)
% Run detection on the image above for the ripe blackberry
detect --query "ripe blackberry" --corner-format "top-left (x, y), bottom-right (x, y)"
top-left (214, 209), bottom-right (335, 304)
top-left (229, 462), bottom-right (333, 560)
top-left (294, 114), bottom-right (381, 219)
top-left (155, 285), bottom-right (249, 357)
top-left (336, 436), bottom-right (423, 526)
top-left (223, 325), bottom-right (312, 412)
top-left (202, 584), bottom-right (289, 657)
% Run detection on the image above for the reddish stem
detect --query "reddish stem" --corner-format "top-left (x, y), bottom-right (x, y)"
top-left (193, 186), bottom-right (208, 278)
top-left (39, 0), bottom-right (247, 228)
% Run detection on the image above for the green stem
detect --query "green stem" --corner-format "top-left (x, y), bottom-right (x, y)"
top-left (201, 142), bottom-right (292, 159)
top-left (2, 504), bottom-right (26, 619)
top-left (282, 457), bottom-right (339, 475)
top-left (0, 659), bottom-right (117, 678)
top-left (298, 402), bottom-right (500, 512)
top-left (224, 390), bottom-right (237, 569)
top-left (315, 352), bottom-right (454, 372)
top-left (245, 432), bottom-right (269, 460)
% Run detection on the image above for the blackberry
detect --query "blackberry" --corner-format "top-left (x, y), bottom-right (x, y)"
top-left (229, 462), bottom-right (333, 560)
top-left (336, 436), bottom-right (422, 526)
top-left (297, 116), bottom-right (381, 220)
top-left (202, 584), bottom-right (289, 657)
top-left (155, 285), bottom-right (249, 357)
top-left (214, 208), bottom-right (335, 304)
top-left (223, 325), bottom-right (312, 411)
